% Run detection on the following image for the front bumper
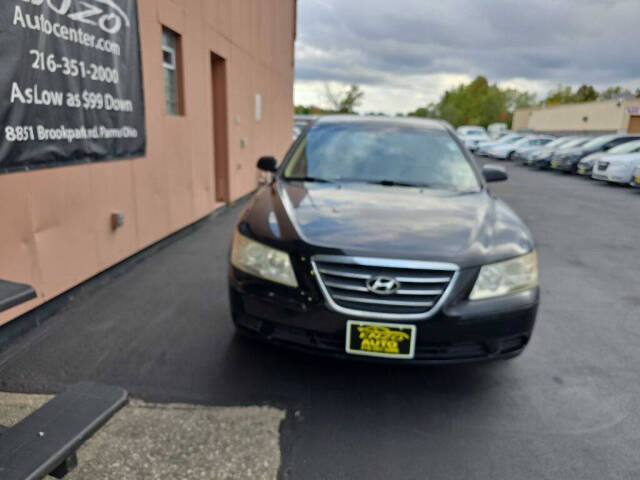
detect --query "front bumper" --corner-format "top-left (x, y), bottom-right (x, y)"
top-left (532, 157), bottom-right (551, 168)
top-left (512, 153), bottom-right (526, 164)
top-left (606, 166), bottom-right (634, 184)
top-left (229, 267), bottom-right (538, 364)
top-left (550, 159), bottom-right (574, 172)
top-left (489, 151), bottom-right (509, 160)
top-left (576, 165), bottom-right (593, 176)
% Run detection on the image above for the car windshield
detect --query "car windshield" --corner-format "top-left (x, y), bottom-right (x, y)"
top-left (505, 136), bottom-right (525, 143)
top-left (546, 137), bottom-right (572, 148)
top-left (559, 137), bottom-right (589, 149)
top-left (608, 139), bottom-right (640, 153)
top-left (581, 134), bottom-right (618, 149)
top-left (465, 130), bottom-right (485, 136)
top-left (513, 137), bottom-right (533, 145)
top-left (283, 122), bottom-right (481, 191)
top-left (496, 134), bottom-right (519, 143)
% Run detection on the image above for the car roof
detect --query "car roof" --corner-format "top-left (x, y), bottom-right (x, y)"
top-left (315, 115), bottom-right (450, 132)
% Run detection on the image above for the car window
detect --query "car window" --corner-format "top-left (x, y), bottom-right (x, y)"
top-left (559, 137), bottom-right (589, 149)
top-left (581, 135), bottom-right (618, 149)
top-left (604, 137), bottom-right (640, 150)
top-left (608, 139), bottom-right (640, 153)
top-left (284, 123), bottom-right (481, 191)
top-left (546, 137), bottom-right (572, 148)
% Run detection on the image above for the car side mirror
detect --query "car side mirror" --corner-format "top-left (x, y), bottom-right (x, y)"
top-left (257, 156), bottom-right (278, 172)
top-left (482, 164), bottom-right (508, 182)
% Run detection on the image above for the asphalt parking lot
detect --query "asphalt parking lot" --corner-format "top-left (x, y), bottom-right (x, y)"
top-left (1, 158), bottom-right (640, 479)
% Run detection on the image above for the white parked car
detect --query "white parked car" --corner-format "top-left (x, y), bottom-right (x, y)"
top-left (592, 151), bottom-right (640, 184)
top-left (487, 136), bottom-right (553, 160)
top-left (578, 139), bottom-right (640, 176)
top-left (488, 122), bottom-right (508, 139)
top-left (456, 126), bottom-right (490, 152)
top-left (475, 134), bottom-right (525, 156)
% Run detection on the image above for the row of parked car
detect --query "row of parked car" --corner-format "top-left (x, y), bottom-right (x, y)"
top-left (456, 126), bottom-right (640, 188)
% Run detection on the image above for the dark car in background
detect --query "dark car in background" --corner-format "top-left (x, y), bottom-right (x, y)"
top-left (518, 136), bottom-right (575, 166)
top-left (530, 136), bottom-right (590, 169)
top-left (228, 116), bottom-right (539, 364)
top-left (551, 134), bottom-right (640, 173)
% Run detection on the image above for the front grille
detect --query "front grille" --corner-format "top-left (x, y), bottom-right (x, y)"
top-left (313, 256), bottom-right (457, 319)
top-left (598, 161), bottom-right (609, 171)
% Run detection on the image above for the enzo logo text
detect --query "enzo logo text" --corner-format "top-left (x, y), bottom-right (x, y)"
top-left (20, 0), bottom-right (130, 34)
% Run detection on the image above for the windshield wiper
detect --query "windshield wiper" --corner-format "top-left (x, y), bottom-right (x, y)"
top-left (285, 176), bottom-right (335, 184)
top-left (365, 179), bottom-right (477, 192)
top-left (366, 179), bottom-right (446, 188)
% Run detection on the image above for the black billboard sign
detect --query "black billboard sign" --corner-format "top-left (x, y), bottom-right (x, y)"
top-left (0, 0), bottom-right (145, 173)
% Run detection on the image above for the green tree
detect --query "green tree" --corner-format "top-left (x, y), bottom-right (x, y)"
top-left (575, 84), bottom-right (598, 102)
top-left (325, 84), bottom-right (364, 113)
top-left (544, 85), bottom-right (576, 105)
top-left (294, 105), bottom-right (327, 115)
top-left (504, 89), bottom-right (537, 111)
top-left (599, 86), bottom-right (633, 100)
top-left (407, 102), bottom-right (439, 118)
top-left (406, 76), bottom-right (535, 128)
top-left (416, 76), bottom-right (535, 128)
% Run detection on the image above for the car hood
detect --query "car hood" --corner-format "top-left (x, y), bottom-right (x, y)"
top-left (556, 147), bottom-right (585, 157)
top-left (601, 152), bottom-right (640, 164)
top-left (489, 144), bottom-right (514, 152)
top-left (477, 140), bottom-right (501, 148)
top-left (516, 145), bottom-right (539, 154)
top-left (464, 137), bottom-right (488, 144)
top-left (580, 152), bottom-right (604, 164)
top-left (242, 181), bottom-right (534, 267)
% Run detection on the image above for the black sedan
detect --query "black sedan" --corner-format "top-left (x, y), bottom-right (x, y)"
top-left (228, 116), bottom-right (539, 363)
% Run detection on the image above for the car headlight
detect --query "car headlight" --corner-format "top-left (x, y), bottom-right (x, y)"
top-left (231, 231), bottom-right (298, 287)
top-left (469, 251), bottom-right (538, 300)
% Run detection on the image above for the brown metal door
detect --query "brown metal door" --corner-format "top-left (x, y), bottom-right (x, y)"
top-left (628, 116), bottom-right (640, 134)
top-left (211, 53), bottom-right (229, 203)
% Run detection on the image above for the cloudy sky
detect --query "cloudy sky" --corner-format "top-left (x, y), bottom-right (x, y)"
top-left (294, 0), bottom-right (640, 114)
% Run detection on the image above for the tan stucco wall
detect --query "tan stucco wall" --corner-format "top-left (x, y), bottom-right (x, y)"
top-left (514, 99), bottom-right (640, 133)
top-left (0, 0), bottom-right (296, 326)
top-left (511, 107), bottom-right (538, 131)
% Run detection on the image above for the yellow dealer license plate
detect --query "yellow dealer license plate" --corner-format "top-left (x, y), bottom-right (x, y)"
top-left (635, 176), bottom-right (640, 184)
top-left (578, 167), bottom-right (585, 174)
top-left (346, 320), bottom-right (416, 359)
top-left (551, 161), bottom-right (558, 168)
